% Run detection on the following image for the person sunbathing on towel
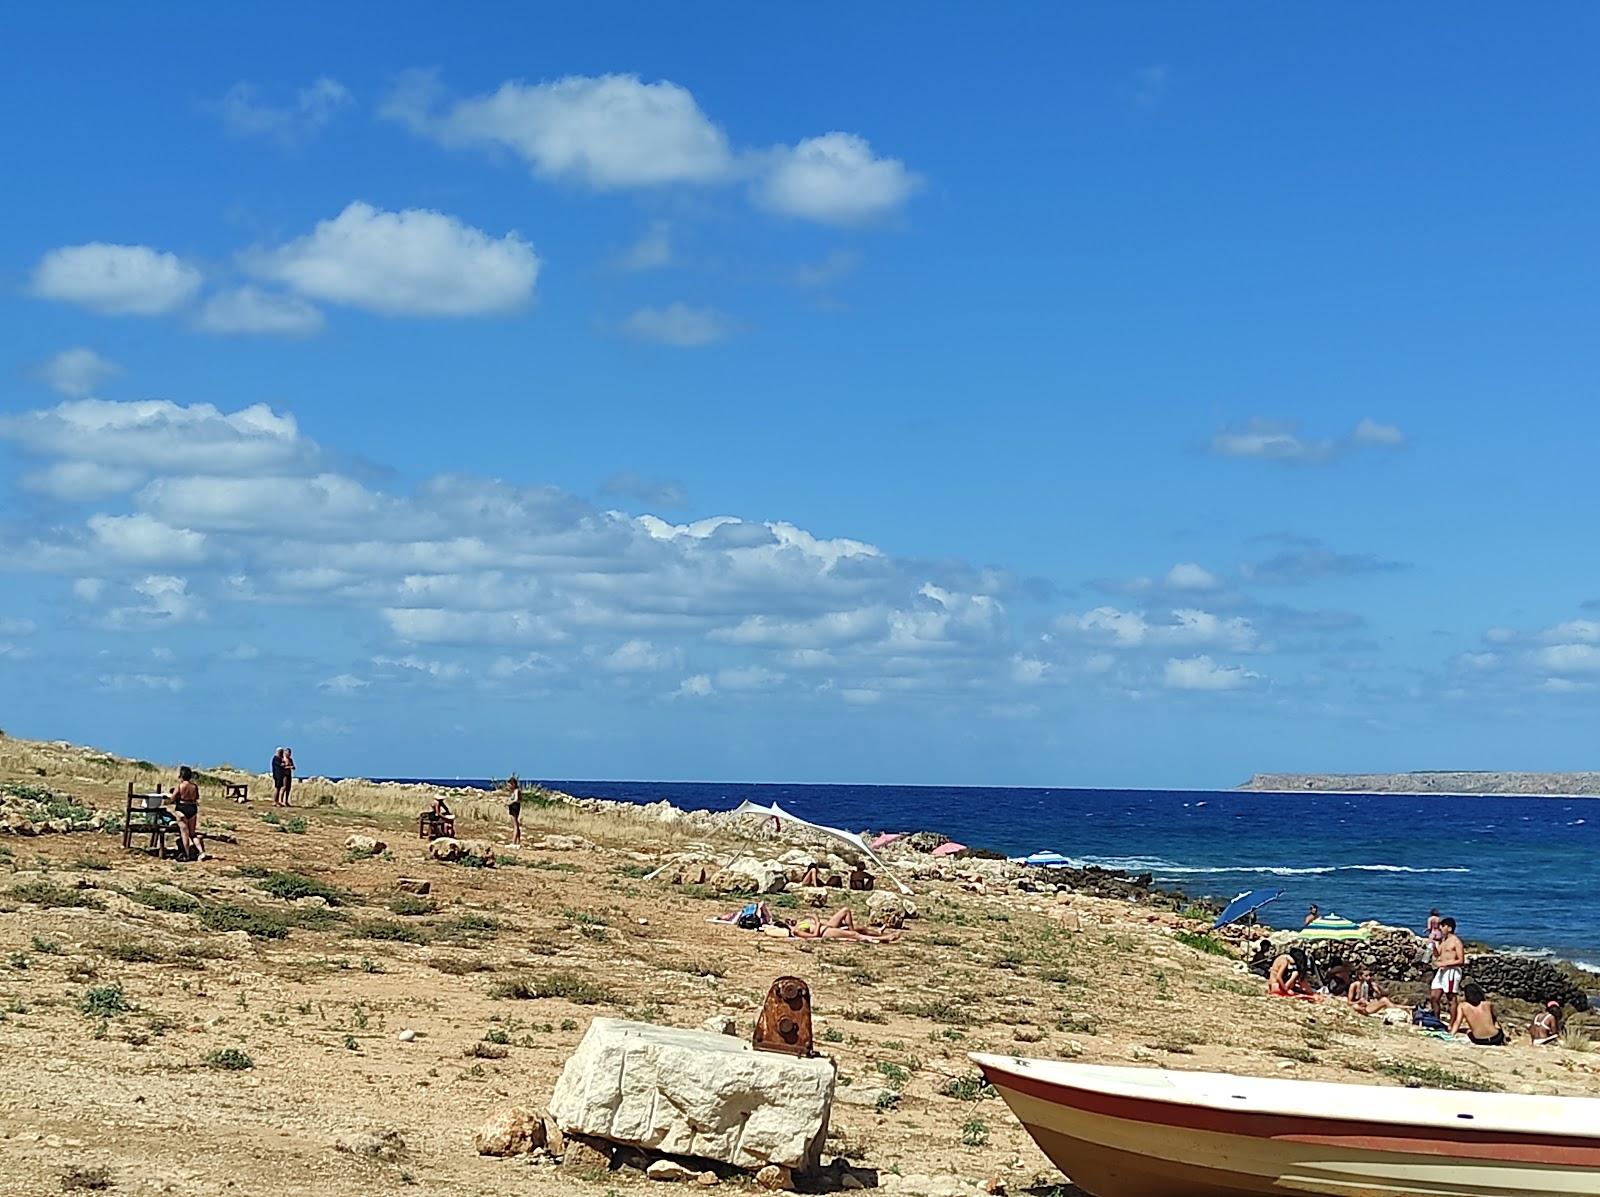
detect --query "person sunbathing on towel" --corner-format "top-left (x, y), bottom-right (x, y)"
top-left (1267, 949), bottom-right (1317, 998)
top-left (787, 908), bottom-right (901, 943)
top-left (1347, 967), bottom-right (1396, 1014)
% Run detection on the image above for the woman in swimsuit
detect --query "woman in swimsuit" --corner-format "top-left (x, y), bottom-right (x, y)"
top-left (787, 908), bottom-right (901, 943)
top-left (1347, 967), bottom-right (1396, 1014)
top-left (1530, 1000), bottom-right (1562, 1046)
top-left (504, 774), bottom-right (522, 847)
top-left (170, 766), bottom-right (203, 861)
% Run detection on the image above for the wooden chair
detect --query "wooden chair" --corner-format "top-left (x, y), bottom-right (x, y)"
top-left (123, 782), bottom-right (174, 858)
top-left (224, 782), bottom-right (249, 803)
top-left (418, 811), bottom-right (455, 840)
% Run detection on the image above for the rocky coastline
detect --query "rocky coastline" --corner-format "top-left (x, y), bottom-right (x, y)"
top-left (1240, 770), bottom-right (1600, 796)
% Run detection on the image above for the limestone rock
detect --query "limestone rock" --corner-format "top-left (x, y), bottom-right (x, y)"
top-left (722, 858), bottom-right (789, 895)
top-left (756, 1164), bottom-right (793, 1190)
top-left (343, 834), bottom-right (385, 856)
top-left (699, 1015), bottom-right (738, 1036)
top-left (396, 878), bottom-right (430, 895)
top-left (708, 869), bottom-right (759, 897)
top-left (428, 837), bottom-right (462, 861)
top-left (536, 834), bottom-right (593, 851)
top-left (647, 1160), bottom-right (699, 1182)
top-left (867, 892), bottom-right (917, 924)
top-left (561, 1135), bottom-right (614, 1173)
top-left (334, 1128), bottom-right (406, 1163)
top-left (549, 1018), bottom-right (835, 1171)
top-left (293, 895), bottom-right (328, 909)
top-left (881, 1174), bottom-right (980, 1197)
top-left (474, 1106), bottom-right (547, 1156)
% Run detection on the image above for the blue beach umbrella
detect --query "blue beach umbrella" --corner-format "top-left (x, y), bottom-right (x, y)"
top-left (1212, 887), bottom-right (1284, 929)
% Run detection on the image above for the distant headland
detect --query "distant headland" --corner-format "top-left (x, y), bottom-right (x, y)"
top-left (1239, 770), bottom-right (1600, 797)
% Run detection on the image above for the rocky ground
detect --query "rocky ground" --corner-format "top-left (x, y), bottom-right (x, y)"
top-left (1, 734), bottom-right (1598, 1197)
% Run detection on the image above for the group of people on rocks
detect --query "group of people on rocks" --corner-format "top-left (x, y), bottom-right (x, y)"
top-left (1261, 906), bottom-right (1566, 1048)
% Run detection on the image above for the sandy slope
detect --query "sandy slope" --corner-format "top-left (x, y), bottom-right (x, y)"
top-left (1, 735), bottom-right (1597, 1197)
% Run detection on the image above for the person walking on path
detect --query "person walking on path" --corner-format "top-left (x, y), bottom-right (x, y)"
top-left (170, 766), bottom-right (203, 861)
top-left (1430, 915), bottom-right (1466, 1022)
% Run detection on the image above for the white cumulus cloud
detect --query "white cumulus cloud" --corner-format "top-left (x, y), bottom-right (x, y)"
top-left (212, 77), bottom-right (352, 146)
top-left (382, 71), bottom-right (734, 188)
top-left (35, 348), bottom-right (121, 398)
top-left (622, 303), bottom-right (731, 348)
top-left (247, 201), bottom-right (540, 317)
top-left (31, 243), bottom-right (201, 316)
top-left (1164, 562), bottom-right (1219, 591)
top-left (756, 133), bottom-right (920, 225)
top-left (196, 286), bottom-right (326, 337)
top-left (1164, 655), bottom-right (1260, 691)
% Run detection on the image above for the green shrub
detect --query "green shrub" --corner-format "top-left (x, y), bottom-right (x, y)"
top-left (1173, 931), bottom-right (1233, 957)
top-left (249, 870), bottom-right (347, 906)
top-left (204, 1047), bottom-right (254, 1071)
top-left (125, 886), bottom-right (199, 913)
top-left (940, 1074), bottom-right (998, 1101)
top-left (388, 895), bottom-right (437, 916)
top-left (81, 984), bottom-right (130, 1017)
top-left (352, 920), bottom-right (429, 945)
top-left (960, 1118), bottom-right (989, 1147)
top-left (8, 882), bottom-right (104, 909)
top-left (197, 902), bottom-right (293, 939)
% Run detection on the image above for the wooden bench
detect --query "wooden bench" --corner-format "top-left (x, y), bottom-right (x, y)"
top-left (123, 782), bottom-right (175, 858)
top-left (224, 782), bottom-right (249, 803)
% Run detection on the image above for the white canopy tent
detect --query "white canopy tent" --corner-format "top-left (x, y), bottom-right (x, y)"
top-left (728, 800), bottom-right (913, 895)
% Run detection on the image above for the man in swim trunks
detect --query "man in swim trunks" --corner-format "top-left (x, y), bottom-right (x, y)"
top-left (170, 766), bottom-right (202, 861)
top-left (1450, 981), bottom-right (1505, 1045)
top-left (1429, 916), bottom-right (1465, 1021)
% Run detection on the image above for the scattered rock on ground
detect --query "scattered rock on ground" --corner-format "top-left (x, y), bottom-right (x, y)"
top-left (343, 834), bottom-right (385, 855)
top-left (395, 878), bottom-right (430, 894)
top-left (474, 1106), bottom-right (548, 1156)
top-left (647, 1160), bottom-right (700, 1182)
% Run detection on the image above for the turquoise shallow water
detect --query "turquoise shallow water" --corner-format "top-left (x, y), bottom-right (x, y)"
top-left (390, 778), bottom-right (1600, 966)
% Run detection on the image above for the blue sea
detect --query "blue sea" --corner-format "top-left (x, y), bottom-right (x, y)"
top-left (395, 779), bottom-right (1600, 967)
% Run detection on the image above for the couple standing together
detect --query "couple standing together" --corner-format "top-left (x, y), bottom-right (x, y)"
top-left (271, 747), bottom-right (295, 806)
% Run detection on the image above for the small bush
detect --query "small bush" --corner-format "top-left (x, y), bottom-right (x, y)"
top-left (249, 870), bottom-right (347, 906)
top-left (873, 1090), bottom-right (900, 1113)
top-left (7, 882), bottom-right (104, 910)
top-left (843, 1007), bottom-right (888, 1024)
top-left (81, 983), bottom-right (130, 1017)
top-left (205, 1047), bottom-right (254, 1071)
top-left (1273, 1046), bottom-right (1318, 1064)
top-left (29, 935), bottom-right (62, 955)
top-left (1375, 1061), bottom-right (1498, 1092)
top-left (60, 1164), bottom-right (113, 1192)
top-left (430, 956), bottom-right (493, 975)
top-left (352, 919), bottom-right (429, 945)
top-left (488, 972), bottom-right (613, 1004)
top-left (940, 1074), bottom-right (998, 1101)
top-left (466, 1041), bottom-right (509, 1059)
top-left (388, 895), bottom-right (437, 917)
top-left (483, 1028), bottom-right (511, 1045)
top-left (1173, 931), bottom-right (1233, 957)
top-left (197, 902), bottom-right (292, 939)
top-left (876, 1061), bottom-right (910, 1086)
top-left (99, 939), bottom-right (171, 964)
top-left (125, 886), bottom-right (200, 914)
top-left (960, 1118), bottom-right (989, 1147)
top-left (900, 998), bottom-right (973, 1026)
top-left (487, 976), bottom-right (540, 1000)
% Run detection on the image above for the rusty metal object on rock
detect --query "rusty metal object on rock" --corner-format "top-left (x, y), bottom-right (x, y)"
top-left (753, 976), bottom-right (813, 1057)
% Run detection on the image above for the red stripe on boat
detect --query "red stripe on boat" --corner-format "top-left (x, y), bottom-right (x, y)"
top-left (983, 1066), bottom-right (1600, 1168)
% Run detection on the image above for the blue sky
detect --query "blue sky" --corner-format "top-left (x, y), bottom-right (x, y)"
top-left (2, 6), bottom-right (1598, 787)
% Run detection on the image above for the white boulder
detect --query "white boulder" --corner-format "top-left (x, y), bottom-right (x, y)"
top-left (549, 1018), bottom-right (834, 1171)
top-left (723, 858), bottom-right (789, 895)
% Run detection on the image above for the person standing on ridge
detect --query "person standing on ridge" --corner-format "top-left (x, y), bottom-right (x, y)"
top-left (505, 773), bottom-right (522, 847)
top-left (1430, 915), bottom-right (1466, 1021)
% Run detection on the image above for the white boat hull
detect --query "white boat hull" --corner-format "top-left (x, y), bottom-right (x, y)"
top-left (972, 1055), bottom-right (1600, 1197)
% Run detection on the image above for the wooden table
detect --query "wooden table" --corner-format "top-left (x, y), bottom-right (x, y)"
top-left (123, 783), bottom-right (175, 858)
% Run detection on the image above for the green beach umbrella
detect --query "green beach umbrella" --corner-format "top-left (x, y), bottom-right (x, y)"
top-left (1297, 913), bottom-right (1369, 941)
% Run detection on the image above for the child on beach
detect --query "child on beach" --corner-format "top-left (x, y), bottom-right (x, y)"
top-left (1347, 967), bottom-right (1397, 1014)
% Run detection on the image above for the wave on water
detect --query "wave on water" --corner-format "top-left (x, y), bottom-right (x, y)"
top-left (1072, 855), bottom-right (1470, 877)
